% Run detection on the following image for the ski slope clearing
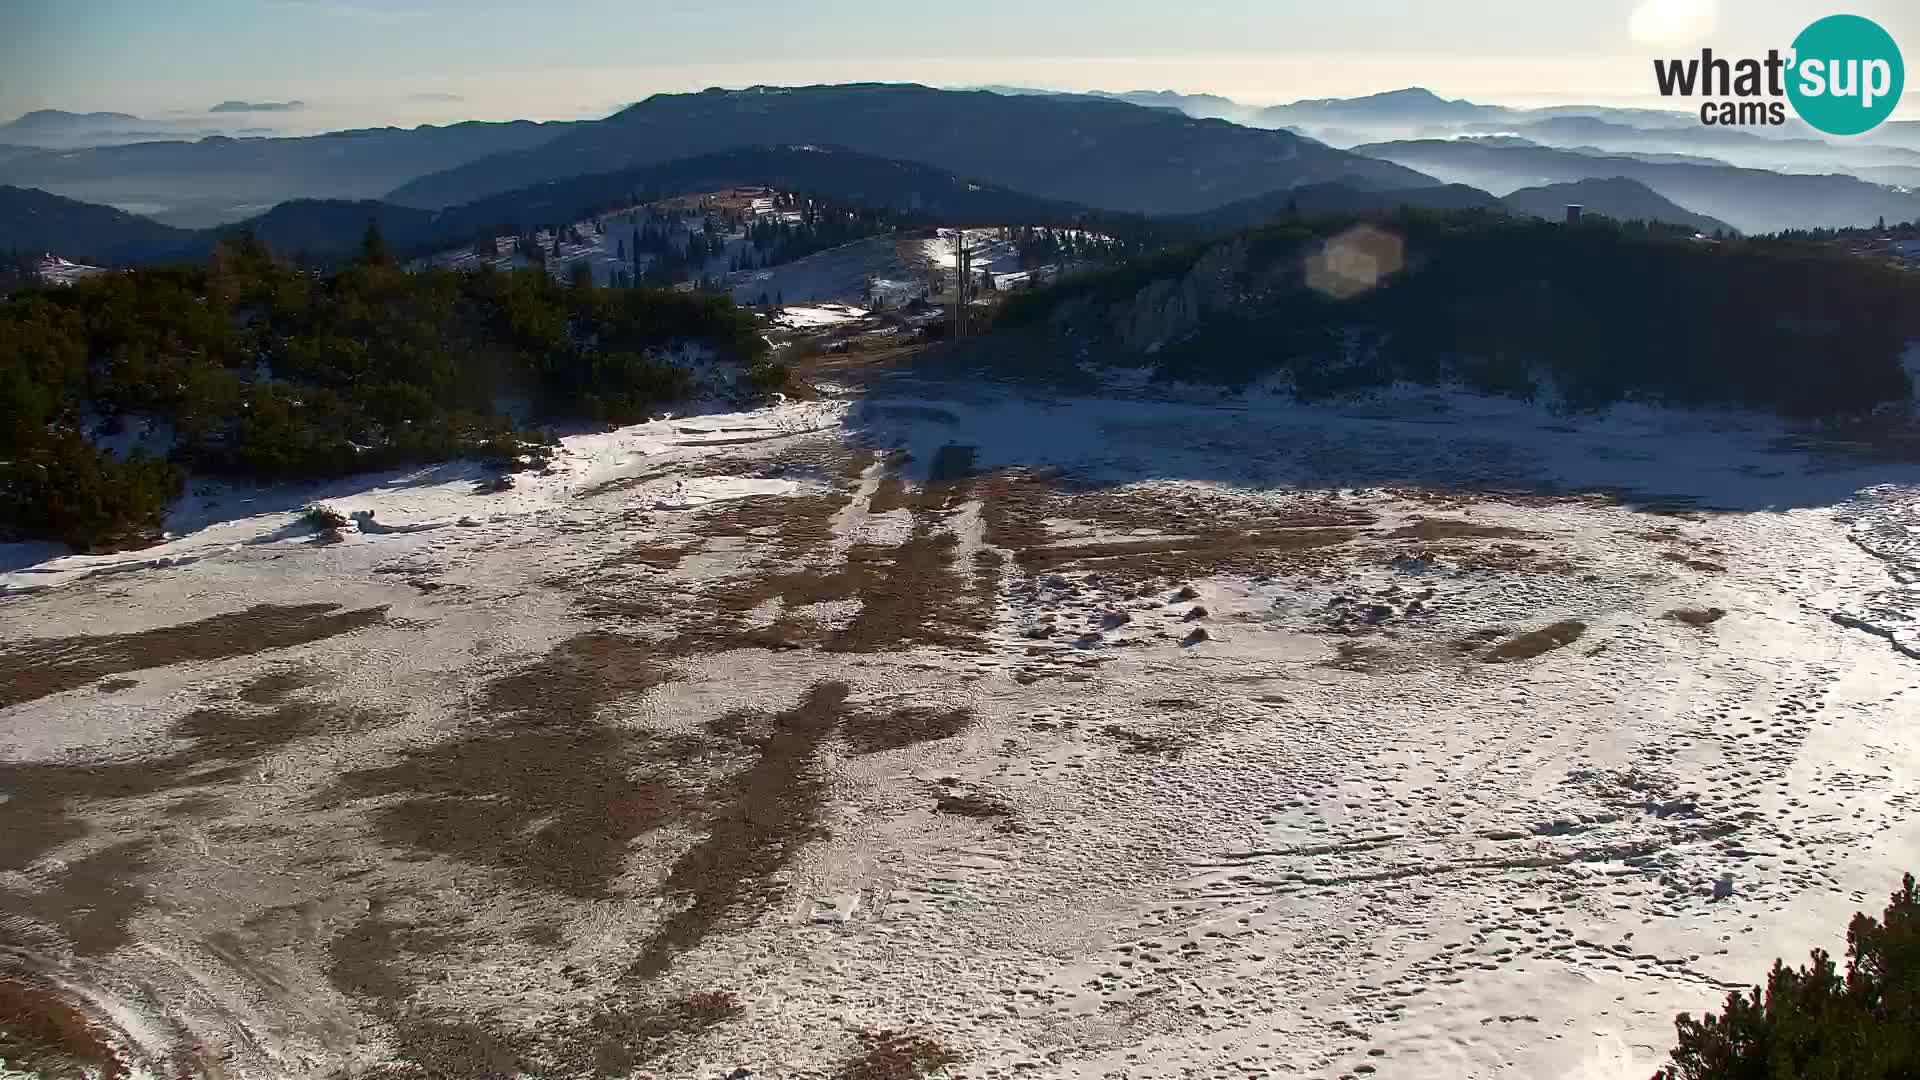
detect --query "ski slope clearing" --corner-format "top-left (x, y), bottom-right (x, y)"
top-left (1, 375), bottom-right (1917, 1080)
top-left (33, 254), bottom-right (109, 285)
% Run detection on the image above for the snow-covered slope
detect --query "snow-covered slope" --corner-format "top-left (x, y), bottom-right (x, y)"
top-left (2, 376), bottom-right (1916, 1080)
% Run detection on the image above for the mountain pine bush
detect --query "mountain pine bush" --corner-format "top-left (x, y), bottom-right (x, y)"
top-left (1654, 874), bottom-right (1919, 1080)
top-left (0, 234), bottom-right (768, 549)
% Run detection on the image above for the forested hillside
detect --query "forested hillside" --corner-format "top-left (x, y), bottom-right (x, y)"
top-left (2, 146), bottom-right (1169, 267)
top-left (0, 234), bottom-right (771, 549)
top-left (389, 84), bottom-right (1435, 213)
top-left (999, 211), bottom-right (1919, 417)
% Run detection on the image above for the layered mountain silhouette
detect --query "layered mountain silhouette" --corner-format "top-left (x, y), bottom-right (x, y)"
top-left (1500, 177), bottom-right (1732, 234)
top-left (1355, 138), bottom-right (1920, 233)
top-left (387, 83), bottom-right (1436, 214)
top-left (0, 119), bottom-right (578, 226)
top-left (1181, 181), bottom-right (1502, 228)
top-left (0, 185), bottom-right (191, 263)
top-left (5, 146), bottom-right (1738, 271)
top-left (1, 145), bottom-right (1161, 265)
top-left (1257, 87), bottom-right (1503, 129)
top-left (1182, 175), bottom-right (1729, 234)
top-left (8, 82), bottom-right (1911, 253)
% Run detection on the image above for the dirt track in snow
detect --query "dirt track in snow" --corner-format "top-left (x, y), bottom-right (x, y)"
top-left (3, 376), bottom-right (1919, 1080)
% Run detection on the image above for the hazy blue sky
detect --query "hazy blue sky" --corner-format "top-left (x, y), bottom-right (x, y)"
top-left (3, 0), bottom-right (1916, 128)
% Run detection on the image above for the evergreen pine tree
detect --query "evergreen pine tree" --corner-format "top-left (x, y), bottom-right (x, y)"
top-left (358, 220), bottom-right (392, 266)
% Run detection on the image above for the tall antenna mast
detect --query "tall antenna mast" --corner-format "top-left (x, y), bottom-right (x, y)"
top-left (952, 228), bottom-right (969, 340)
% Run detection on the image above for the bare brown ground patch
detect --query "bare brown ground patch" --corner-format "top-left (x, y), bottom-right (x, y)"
top-left (841, 706), bottom-right (975, 754)
top-left (1486, 621), bottom-right (1588, 663)
top-left (0, 841), bottom-right (152, 957)
top-left (1099, 726), bottom-right (1185, 757)
top-left (1018, 528), bottom-right (1357, 577)
top-left (693, 490), bottom-right (851, 560)
top-left (830, 528), bottom-right (988, 653)
top-left (327, 725), bottom-right (694, 899)
top-left (369, 1016), bottom-right (525, 1080)
top-left (576, 443), bottom-right (997, 657)
top-left (934, 792), bottom-right (1012, 819)
top-left (0, 603), bottom-right (387, 709)
top-left (974, 470), bottom-right (1063, 554)
top-left (1662, 552), bottom-right (1729, 573)
top-left (479, 630), bottom-right (682, 724)
top-left (573, 453), bottom-right (747, 499)
top-left (1667, 607), bottom-right (1728, 628)
top-left (833, 1030), bottom-right (963, 1080)
top-left (312, 629), bottom-right (710, 897)
top-left (162, 793), bottom-right (227, 818)
top-left (0, 668), bottom-right (380, 927)
top-left (1, 751), bottom-right (221, 873)
top-left (1326, 641), bottom-right (1391, 672)
top-left (572, 990), bottom-right (744, 1077)
top-left (517, 923), bottom-right (565, 948)
top-left (973, 470), bottom-right (1362, 584)
top-left (1450, 542), bottom-right (1576, 574)
top-left (0, 976), bottom-right (127, 1080)
top-left (235, 667), bottom-right (318, 704)
top-left (600, 543), bottom-right (694, 572)
top-left (1388, 518), bottom-right (1537, 541)
top-left (170, 698), bottom-right (380, 760)
top-left (866, 450), bottom-right (915, 513)
top-left (1453, 627), bottom-right (1511, 655)
top-left (323, 908), bottom-right (459, 1004)
top-left (686, 466), bottom-right (993, 654)
top-left (628, 682), bottom-right (850, 980)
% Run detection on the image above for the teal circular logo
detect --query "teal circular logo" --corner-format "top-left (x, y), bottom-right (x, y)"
top-left (1787, 15), bottom-right (1904, 136)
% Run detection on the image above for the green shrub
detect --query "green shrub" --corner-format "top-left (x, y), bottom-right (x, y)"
top-left (995, 211), bottom-right (1920, 419)
top-left (0, 238), bottom-right (771, 548)
top-left (1654, 873), bottom-right (1920, 1080)
top-left (302, 504), bottom-right (349, 531)
top-left (0, 433), bottom-right (181, 550)
top-left (744, 360), bottom-right (793, 399)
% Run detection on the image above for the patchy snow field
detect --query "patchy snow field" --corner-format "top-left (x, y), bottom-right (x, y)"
top-left (414, 190), bottom-right (777, 289)
top-left (724, 228), bottom-right (1091, 310)
top-left (726, 233), bottom-right (931, 310)
top-left (34, 255), bottom-right (110, 286)
top-left (2, 373), bottom-right (1918, 1080)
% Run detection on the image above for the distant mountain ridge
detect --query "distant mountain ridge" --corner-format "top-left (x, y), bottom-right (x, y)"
top-left (1180, 181), bottom-right (1503, 228)
top-left (1259, 87), bottom-right (1502, 127)
top-left (0, 118), bottom-right (582, 225)
top-left (1501, 177), bottom-right (1732, 234)
top-left (1181, 175), bottom-right (1730, 234)
top-left (0, 185), bottom-right (191, 263)
top-left (0, 109), bottom-right (160, 150)
top-left (4, 148), bottom-right (1733, 272)
top-left (988, 85), bottom-right (1917, 205)
top-left (387, 83), bottom-right (1437, 215)
top-left (14, 83), bottom-right (1914, 237)
top-left (4, 109), bottom-right (141, 130)
top-left (1354, 137), bottom-right (1920, 233)
top-left (0, 145), bottom-right (1160, 265)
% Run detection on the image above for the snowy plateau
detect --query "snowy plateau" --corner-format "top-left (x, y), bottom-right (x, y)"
top-left (3, 351), bottom-right (1919, 1080)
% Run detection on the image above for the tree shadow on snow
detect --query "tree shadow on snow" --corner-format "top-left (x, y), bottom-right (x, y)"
top-left (839, 352), bottom-right (1920, 515)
